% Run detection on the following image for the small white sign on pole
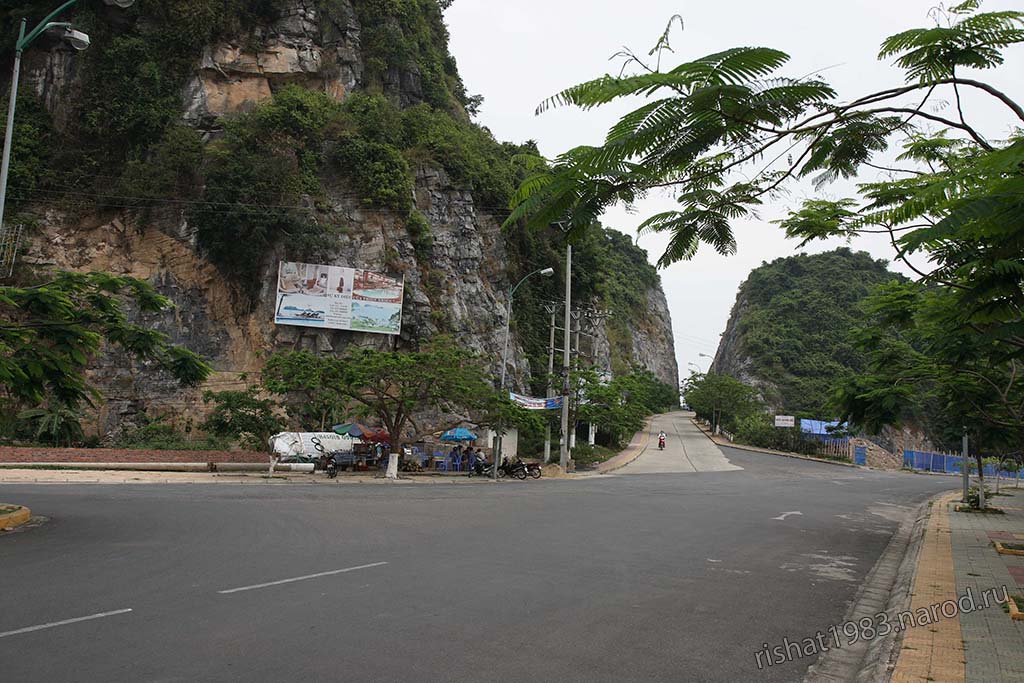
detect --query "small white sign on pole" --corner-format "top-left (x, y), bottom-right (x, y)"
top-left (774, 415), bottom-right (796, 428)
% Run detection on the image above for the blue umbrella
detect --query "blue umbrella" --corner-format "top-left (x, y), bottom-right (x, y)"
top-left (440, 427), bottom-right (477, 442)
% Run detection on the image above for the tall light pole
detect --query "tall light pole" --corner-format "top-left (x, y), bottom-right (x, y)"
top-left (1, 0), bottom-right (133, 235)
top-left (494, 266), bottom-right (554, 480)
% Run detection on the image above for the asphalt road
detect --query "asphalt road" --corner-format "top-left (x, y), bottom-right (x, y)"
top-left (0, 423), bottom-right (955, 683)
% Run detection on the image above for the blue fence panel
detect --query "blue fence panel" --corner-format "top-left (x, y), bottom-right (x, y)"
top-left (901, 451), bottom-right (1017, 479)
top-left (854, 446), bottom-right (867, 466)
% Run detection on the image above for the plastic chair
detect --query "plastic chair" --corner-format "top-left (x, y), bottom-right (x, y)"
top-left (449, 453), bottom-right (462, 472)
top-left (433, 451), bottom-right (447, 471)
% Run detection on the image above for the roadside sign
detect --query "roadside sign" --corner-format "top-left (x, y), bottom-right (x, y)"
top-left (774, 415), bottom-right (795, 428)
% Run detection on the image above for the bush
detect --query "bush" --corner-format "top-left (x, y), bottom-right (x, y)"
top-left (0, 91), bottom-right (53, 214)
top-left (201, 389), bottom-right (282, 451)
top-left (406, 210), bottom-right (433, 258)
top-left (115, 418), bottom-right (230, 451)
top-left (734, 413), bottom-right (829, 456)
top-left (331, 135), bottom-right (413, 211)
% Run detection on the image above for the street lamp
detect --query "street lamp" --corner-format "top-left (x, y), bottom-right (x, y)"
top-left (0, 0), bottom-right (135, 238)
top-left (494, 266), bottom-right (554, 480)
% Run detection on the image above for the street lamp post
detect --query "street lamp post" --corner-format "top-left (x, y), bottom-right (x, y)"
top-left (0, 0), bottom-right (133, 235)
top-left (494, 267), bottom-right (554, 480)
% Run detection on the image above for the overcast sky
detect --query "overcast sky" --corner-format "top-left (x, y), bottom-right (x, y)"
top-left (444, 0), bottom-right (1023, 381)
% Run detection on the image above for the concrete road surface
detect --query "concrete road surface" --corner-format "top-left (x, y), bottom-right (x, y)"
top-left (616, 411), bottom-right (742, 474)
top-left (0, 444), bottom-right (955, 682)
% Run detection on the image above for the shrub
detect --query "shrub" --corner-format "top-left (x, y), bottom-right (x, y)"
top-left (115, 418), bottom-right (230, 451)
top-left (201, 388), bottom-right (282, 451)
top-left (406, 210), bottom-right (433, 258)
top-left (331, 135), bottom-right (413, 211)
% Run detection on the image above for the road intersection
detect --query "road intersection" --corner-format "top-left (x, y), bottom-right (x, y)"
top-left (0, 415), bottom-right (955, 682)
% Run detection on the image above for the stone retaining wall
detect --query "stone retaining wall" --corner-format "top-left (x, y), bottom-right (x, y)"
top-left (0, 447), bottom-right (266, 464)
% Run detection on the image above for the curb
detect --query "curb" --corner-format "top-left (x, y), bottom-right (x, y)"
top-left (804, 491), bottom-right (951, 683)
top-left (1008, 596), bottom-right (1024, 622)
top-left (692, 419), bottom-right (862, 469)
top-left (596, 416), bottom-right (655, 474)
top-left (0, 504), bottom-right (32, 530)
top-left (994, 540), bottom-right (1024, 556)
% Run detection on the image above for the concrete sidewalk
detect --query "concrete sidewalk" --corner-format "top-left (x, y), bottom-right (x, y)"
top-left (891, 488), bottom-right (1024, 682)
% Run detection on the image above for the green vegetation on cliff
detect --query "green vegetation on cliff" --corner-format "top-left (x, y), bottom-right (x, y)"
top-left (726, 248), bottom-right (903, 417)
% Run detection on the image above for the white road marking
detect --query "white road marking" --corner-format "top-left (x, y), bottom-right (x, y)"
top-left (218, 562), bottom-right (388, 594)
top-left (773, 511), bottom-right (804, 521)
top-left (0, 608), bottom-right (132, 639)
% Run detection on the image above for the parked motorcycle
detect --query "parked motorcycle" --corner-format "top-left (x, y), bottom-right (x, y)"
top-left (500, 457), bottom-right (529, 480)
top-left (324, 451), bottom-right (338, 479)
top-left (467, 456), bottom-right (491, 477)
top-left (525, 461), bottom-right (542, 479)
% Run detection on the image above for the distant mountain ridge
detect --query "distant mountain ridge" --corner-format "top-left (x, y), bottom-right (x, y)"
top-left (710, 248), bottom-right (904, 418)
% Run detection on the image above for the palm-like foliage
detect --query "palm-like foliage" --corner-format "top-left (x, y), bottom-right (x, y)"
top-left (506, 5), bottom-right (1024, 446)
top-left (506, 4), bottom-right (1023, 349)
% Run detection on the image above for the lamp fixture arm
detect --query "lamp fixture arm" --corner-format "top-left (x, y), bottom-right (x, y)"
top-left (17, 0), bottom-right (82, 52)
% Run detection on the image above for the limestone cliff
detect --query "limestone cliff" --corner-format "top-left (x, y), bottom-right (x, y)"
top-left (6, 0), bottom-right (678, 436)
top-left (709, 248), bottom-right (901, 417)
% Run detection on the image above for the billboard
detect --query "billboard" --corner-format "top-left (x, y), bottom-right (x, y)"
top-left (774, 415), bottom-right (796, 428)
top-left (275, 261), bottom-right (404, 335)
top-left (509, 392), bottom-right (564, 410)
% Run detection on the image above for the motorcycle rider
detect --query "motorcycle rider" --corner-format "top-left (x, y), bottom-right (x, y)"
top-left (658, 430), bottom-right (667, 449)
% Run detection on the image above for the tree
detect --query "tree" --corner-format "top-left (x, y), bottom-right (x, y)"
top-left (507, 3), bottom-right (1022, 469)
top-left (683, 372), bottom-right (760, 434)
top-left (1, 271), bottom-right (212, 440)
top-left (261, 350), bottom-right (348, 431)
top-left (834, 281), bottom-right (1023, 508)
top-left (264, 339), bottom-right (501, 479)
top-left (201, 388), bottom-right (283, 451)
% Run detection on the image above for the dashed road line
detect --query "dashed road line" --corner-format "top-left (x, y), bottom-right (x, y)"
top-left (0, 608), bottom-right (133, 639)
top-left (217, 562), bottom-right (389, 594)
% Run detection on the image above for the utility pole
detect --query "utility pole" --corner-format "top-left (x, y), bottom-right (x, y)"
top-left (543, 303), bottom-right (557, 463)
top-left (569, 310), bottom-right (582, 449)
top-left (559, 242), bottom-right (572, 471)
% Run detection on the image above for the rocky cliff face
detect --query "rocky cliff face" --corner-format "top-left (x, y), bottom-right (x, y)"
top-left (12, 0), bottom-right (678, 436)
top-left (181, 1), bottom-right (363, 128)
top-left (709, 288), bottom-right (781, 407)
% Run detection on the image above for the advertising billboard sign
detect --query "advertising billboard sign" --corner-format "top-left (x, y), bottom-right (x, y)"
top-left (509, 392), bottom-right (564, 410)
top-left (774, 415), bottom-right (796, 428)
top-left (275, 262), bottom-right (404, 335)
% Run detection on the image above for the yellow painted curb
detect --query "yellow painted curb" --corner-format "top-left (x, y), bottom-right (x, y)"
top-left (1007, 596), bottom-right (1024, 621)
top-left (993, 541), bottom-right (1024, 556)
top-left (890, 492), bottom-right (965, 683)
top-left (0, 504), bottom-right (31, 530)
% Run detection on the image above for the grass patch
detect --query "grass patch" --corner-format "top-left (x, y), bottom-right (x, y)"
top-left (0, 504), bottom-right (20, 514)
top-left (570, 445), bottom-right (622, 469)
top-left (1001, 543), bottom-right (1024, 552)
top-left (954, 504), bottom-right (1005, 514)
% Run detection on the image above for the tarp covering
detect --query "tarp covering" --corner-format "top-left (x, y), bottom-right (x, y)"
top-left (800, 419), bottom-right (841, 435)
top-left (332, 423), bottom-right (390, 442)
top-left (269, 432), bottom-right (356, 462)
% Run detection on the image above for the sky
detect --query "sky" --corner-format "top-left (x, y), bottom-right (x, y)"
top-left (443, 0), bottom-right (1023, 382)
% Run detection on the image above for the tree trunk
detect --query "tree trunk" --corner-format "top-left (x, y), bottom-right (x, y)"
top-left (383, 416), bottom-right (405, 481)
top-left (975, 454), bottom-right (987, 509)
top-left (385, 450), bottom-right (399, 479)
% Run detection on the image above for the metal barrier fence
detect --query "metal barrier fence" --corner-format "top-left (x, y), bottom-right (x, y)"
top-left (903, 449), bottom-right (1017, 479)
top-left (854, 446), bottom-right (867, 466)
